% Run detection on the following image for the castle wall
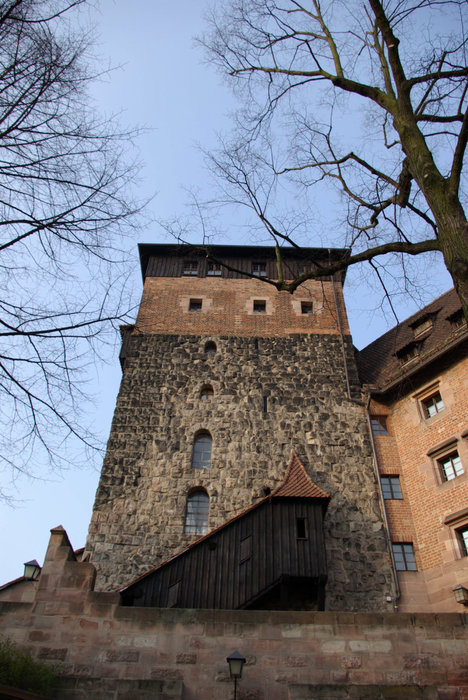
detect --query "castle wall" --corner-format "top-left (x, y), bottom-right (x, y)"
top-left (1, 529), bottom-right (467, 700)
top-left (85, 329), bottom-right (394, 610)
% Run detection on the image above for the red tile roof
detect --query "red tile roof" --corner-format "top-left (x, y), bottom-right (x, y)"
top-left (120, 450), bottom-right (329, 592)
top-left (272, 450), bottom-right (330, 499)
top-left (357, 288), bottom-right (467, 390)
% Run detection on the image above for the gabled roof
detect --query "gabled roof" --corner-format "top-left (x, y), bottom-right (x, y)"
top-left (120, 450), bottom-right (329, 593)
top-left (357, 288), bottom-right (467, 390)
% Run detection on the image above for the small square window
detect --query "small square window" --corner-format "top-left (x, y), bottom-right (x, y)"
top-left (381, 476), bottom-right (403, 499)
top-left (301, 301), bottom-right (313, 315)
top-left (421, 391), bottom-right (444, 419)
top-left (207, 262), bottom-right (222, 276)
top-left (252, 262), bottom-right (266, 277)
top-left (189, 298), bottom-right (202, 311)
top-left (457, 526), bottom-right (468, 557)
top-left (371, 416), bottom-right (389, 436)
top-left (392, 543), bottom-right (417, 571)
top-left (438, 451), bottom-right (464, 482)
top-left (183, 260), bottom-right (198, 275)
top-left (253, 300), bottom-right (266, 313)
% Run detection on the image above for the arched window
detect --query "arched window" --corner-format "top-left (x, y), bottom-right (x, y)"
top-left (184, 490), bottom-right (209, 534)
top-left (200, 385), bottom-right (214, 400)
top-left (191, 432), bottom-right (212, 469)
top-left (204, 341), bottom-right (216, 356)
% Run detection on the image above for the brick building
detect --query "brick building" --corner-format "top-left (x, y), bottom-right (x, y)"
top-left (358, 288), bottom-right (468, 613)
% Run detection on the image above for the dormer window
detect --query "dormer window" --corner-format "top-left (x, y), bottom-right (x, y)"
top-left (412, 318), bottom-right (433, 338)
top-left (448, 309), bottom-right (467, 330)
top-left (252, 262), bottom-right (266, 277)
top-left (396, 343), bottom-right (419, 366)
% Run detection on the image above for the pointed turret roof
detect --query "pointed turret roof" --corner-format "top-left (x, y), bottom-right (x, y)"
top-left (271, 450), bottom-right (330, 500)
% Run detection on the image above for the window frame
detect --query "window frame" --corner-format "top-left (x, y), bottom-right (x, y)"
top-left (456, 525), bottom-right (468, 557)
top-left (184, 490), bottom-right (209, 535)
top-left (183, 260), bottom-right (199, 276)
top-left (421, 391), bottom-right (445, 419)
top-left (204, 341), bottom-right (217, 356)
top-left (381, 476), bottom-right (403, 500)
top-left (200, 385), bottom-right (214, 400)
top-left (301, 301), bottom-right (313, 315)
top-left (207, 262), bottom-right (222, 276)
top-left (191, 432), bottom-right (213, 470)
top-left (189, 298), bottom-right (203, 312)
top-left (370, 416), bottom-right (389, 436)
top-left (437, 450), bottom-right (464, 482)
top-left (252, 262), bottom-right (267, 277)
top-left (253, 299), bottom-right (266, 313)
top-left (392, 542), bottom-right (417, 571)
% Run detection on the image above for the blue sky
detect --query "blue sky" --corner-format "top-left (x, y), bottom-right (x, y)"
top-left (0, 0), bottom-right (453, 584)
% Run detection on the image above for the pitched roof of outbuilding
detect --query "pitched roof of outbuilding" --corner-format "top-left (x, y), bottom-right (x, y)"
top-left (357, 288), bottom-right (466, 390)
top-left (120, 450), bottom-right (329, 593)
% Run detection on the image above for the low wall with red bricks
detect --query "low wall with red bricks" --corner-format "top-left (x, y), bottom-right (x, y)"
top-left (1, 528), bottom-right (467, 699)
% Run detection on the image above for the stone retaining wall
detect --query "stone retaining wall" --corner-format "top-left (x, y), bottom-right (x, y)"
top-left (1, 528), bottom-right (467, 699)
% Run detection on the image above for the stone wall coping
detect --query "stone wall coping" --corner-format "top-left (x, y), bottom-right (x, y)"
top-left (3, 595), bottom-right (466, 629)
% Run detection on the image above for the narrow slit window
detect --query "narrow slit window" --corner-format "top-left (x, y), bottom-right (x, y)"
top-left (296, 517), bottom-right (307, 539)
top-left (263, 396), bottom-right (268, 414)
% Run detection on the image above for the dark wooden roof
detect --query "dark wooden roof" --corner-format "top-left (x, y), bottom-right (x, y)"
top-left (357, 288), bottom-right (467, 390)
top-left (138, 243), bottom-right (349, 282)
top-left (119, 452), bottom-right (330, 609)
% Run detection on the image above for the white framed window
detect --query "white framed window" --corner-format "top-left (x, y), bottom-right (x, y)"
top-left (421, 391), bottom-right (444, 419)
top-left (392, 543), bottom-right (417, 571)
top-left (438, 451), bottom-right (464, 482)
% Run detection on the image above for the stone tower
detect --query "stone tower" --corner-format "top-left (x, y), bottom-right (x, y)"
top-left (85, 244), bottom-right (396, 611)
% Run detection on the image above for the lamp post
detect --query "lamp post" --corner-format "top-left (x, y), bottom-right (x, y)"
top-left (23, 560), bottom-right (41, 580)
top-left (453, 584), bottom-right (468, 606)
top-left (226, 650), bottom-right (246, 700)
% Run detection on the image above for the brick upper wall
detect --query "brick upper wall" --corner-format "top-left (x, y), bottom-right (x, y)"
top-left (135, 277), bottom-right (349, 337)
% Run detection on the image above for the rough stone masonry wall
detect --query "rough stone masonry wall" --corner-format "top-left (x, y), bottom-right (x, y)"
top-left (85, 332), bottom-right (396, 611)
top-left (1, 529), bottom-right (467, 700)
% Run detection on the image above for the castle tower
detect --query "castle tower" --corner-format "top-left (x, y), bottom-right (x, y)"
top-left (85, 244), bottom-right (396, 611)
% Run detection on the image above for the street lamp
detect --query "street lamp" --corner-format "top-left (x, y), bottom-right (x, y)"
top-left (23, 560), bottom-right (41, 581)
top-left (453, 584), bottom-right (468, 606)
top-left (226, 650), bottom-right (246, 700)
